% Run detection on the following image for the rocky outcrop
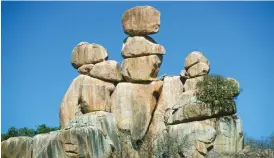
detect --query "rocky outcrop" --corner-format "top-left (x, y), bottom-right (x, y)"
top-left (1, 136), bottom-right (33, 158)
top-left (122, 6), bottom-right (160, 36)
top-left (2, 5), bottom-right (245, 158)
top-left (59, 75), bottom-right (115, 128)
top-left (2, 112), bottom-right (120, 158)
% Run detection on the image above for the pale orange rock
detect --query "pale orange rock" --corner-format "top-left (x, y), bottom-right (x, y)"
top-left (187, 62), bottom-right (210, 77)
top-left (184, 51), bottom-right (210, 70)
top-left (121, 55), bottom-right (163, 82)
top-left (71, 42), bottom-right (108, 69)
top-left (122, 6), bottom-right (160, 36)
top-left (122, 36), bottom-right (165, 58)
top-left (111, 81), bottom-right (163, 140)
top-left (60, 75), bottom-right (115, 128)
top-left (77, 64), bottom-right (94, 74)
top-left (89, 60), bottom-right (123, 82)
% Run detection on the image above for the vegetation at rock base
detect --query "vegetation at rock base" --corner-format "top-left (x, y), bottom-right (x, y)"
top-left (244, 133), bottom-right (274, 150)
top-left (196, 74), bottom-right (240, 112)
top-left (1, 124), bottom-right (60, 141)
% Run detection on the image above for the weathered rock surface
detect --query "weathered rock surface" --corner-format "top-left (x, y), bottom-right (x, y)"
top-left (2, 6), bottom-right (246, 158)
top-left (89, 60), bottom-right (123, 82)
top-left (1, 136), bottom-right (33, 158)
top-left (187, 62), bottom-right (210, 78)
top-left (143, 76), bottom-right (184, 156)
top-left (121, 55), bottom-right (163, 82)
top-left (213, 115), bottom-right (244, 156)
top-left (71, 42), bottom-right (108, 69)
top-left (184, 76), bottom-right (204, 91)
top-left (122, 36), bottom-right (165, 58)
top-left (122, 6), bottom-right (160, 36)
top-left (169, 91), bottom-right (236, 124)
top-left (60, 75), bottom-right (115, 128)
top-left (185, 51), bottom-right (210, 70)
top-left (2, 112), bottom-right (120, 158)
top-left (77, 64), bottom-right (94, 74)
top-left (168, 119), bottom-right (217, 158)
top-left (111, 81), bottom-right (163, 140)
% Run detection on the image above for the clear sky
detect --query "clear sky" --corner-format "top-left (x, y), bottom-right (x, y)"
top-left (1, 2), bottom-right (274, 139)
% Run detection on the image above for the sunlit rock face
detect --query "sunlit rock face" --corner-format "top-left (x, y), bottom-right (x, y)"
top-left (121, 55), bottom-right (163, 82)
top-left (1, 5), bottom-right (244, 158)
top-left (59, 75), bottom-right (115, 129)
top-left (111, 81), bottom-right (163, 141)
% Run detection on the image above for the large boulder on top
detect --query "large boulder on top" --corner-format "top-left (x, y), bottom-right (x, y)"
top-left (122, 36), bottom-right (165, 58)
top-left (89, 60), bottom-right (123, 82)
top-left (111, 81), bottom-right (163, 141)
top-left (185, 51), bottom-right (210, 70)
top-left (121, 55), bottom-right (163, 82)
top-left (122, 6), bottom-right (160, 36)
top-left (59, 75), bottom-right (115, 128)
top-left (71, 42), bottom-right (108, 69)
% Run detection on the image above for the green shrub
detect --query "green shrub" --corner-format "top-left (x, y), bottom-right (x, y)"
top-left (1, 124), bottom-right (60, 141)
top-left (196, 75), bottom-right (240, 111)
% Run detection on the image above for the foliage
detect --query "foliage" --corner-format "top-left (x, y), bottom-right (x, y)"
top-left (1, 124), bottom-right (60, 141)
top-left (196, 74), bottom-right (240, 111)
top-left (244, 133), bottom-right (274, 149)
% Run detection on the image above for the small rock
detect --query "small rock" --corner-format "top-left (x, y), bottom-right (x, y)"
top-left (185, 51), bottom-right (210, 70)
top-left (77, 64), bottom-right (94, 74)
top-left (187, 62), bottom-right (210, 78)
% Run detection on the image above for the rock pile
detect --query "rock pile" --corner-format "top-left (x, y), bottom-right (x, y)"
top-left (121, 6), bottom-right (165, 82)
top-left (2, 5), bottom-right (245, 158)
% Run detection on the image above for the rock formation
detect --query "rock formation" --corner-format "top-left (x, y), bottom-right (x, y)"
top-left (2, 5), bottom-right (245, 158)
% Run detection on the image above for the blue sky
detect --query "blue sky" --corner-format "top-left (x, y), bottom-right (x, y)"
top-left (1, 2), bottom-right (274, 139)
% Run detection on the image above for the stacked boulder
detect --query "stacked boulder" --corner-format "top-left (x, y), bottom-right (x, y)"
top-left (1, 6), bottom-right (245, 158)
top-left (144, 51), bottom-right (243, 158)
top-left (59, 42), bottom-right (123, 129)
top-left (110, 6), bottom-right (165, 154)
top-left (121, 6), bottom-right (165, 82)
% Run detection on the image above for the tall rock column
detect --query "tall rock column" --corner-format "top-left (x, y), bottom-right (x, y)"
top-left (111, 6), bottom-right (165, 146)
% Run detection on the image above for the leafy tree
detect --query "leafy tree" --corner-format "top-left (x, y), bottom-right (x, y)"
top-left (18, 127), bottom-right (36, 137)
top-left (1, 124), bottom-right (60, 141)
